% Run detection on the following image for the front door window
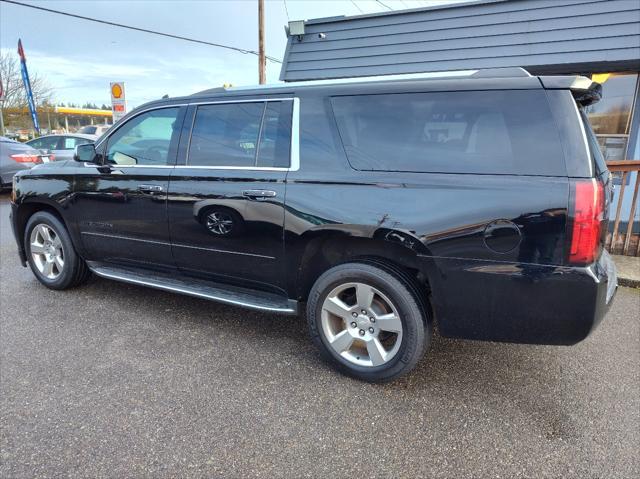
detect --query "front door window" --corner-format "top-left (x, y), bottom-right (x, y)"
top-left (105, 108), bottom-right (180, 166)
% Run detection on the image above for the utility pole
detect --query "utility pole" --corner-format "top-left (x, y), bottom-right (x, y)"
top-left (258, 0), bottom-right (266, 84)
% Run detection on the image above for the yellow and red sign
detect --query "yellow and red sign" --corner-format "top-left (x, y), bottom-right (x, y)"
top-left (110, 82), bottom-right (127, 122)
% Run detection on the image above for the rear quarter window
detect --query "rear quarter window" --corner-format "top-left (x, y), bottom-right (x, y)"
top-left (331, 90), bottom-right (566, 176)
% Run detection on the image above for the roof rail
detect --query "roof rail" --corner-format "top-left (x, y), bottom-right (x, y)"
top-left (471, 67), bottom-right (531, 78)
top-left (193, 67), bottom-right (533, 95)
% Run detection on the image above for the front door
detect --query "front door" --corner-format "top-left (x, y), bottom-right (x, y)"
top-left (73, 106), bottom-right (185, 269)
top-left (168, 99), bottom-right (296, 292)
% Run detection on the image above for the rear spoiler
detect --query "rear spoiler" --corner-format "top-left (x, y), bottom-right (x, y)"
top-left (539, 75), bottom-right (602, 106)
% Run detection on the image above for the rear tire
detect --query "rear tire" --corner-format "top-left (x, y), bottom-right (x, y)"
top-left (307, 262), bottom-right (430, 382)
top-left (24, 211), bottom-right (91, 290)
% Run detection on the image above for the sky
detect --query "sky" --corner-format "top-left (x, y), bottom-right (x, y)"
top-left (0, 0), bottom-right (468, 108)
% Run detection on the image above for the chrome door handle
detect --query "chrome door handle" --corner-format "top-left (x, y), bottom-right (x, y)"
top-left (138, 184), bottom-right (164, 193)
top-left (242, 189), bottom-right (277, 199)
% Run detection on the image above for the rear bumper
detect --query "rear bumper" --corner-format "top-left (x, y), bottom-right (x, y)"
top-left (421, 250), bottom-right (618, 345)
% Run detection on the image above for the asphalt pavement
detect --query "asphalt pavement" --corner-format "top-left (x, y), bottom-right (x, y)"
top-left (1, 193), bottom-right (638, 478)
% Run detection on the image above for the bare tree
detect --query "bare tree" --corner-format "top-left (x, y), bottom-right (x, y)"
top-left (0, 50), bottom-right (53, 110)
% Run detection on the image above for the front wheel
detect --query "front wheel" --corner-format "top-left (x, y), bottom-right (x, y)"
top-left (24, 211), bottom-right (91, 290)
top-left (307, 262), bottom-right (430, 382)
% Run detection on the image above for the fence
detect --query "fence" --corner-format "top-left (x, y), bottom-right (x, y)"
top-left (606, 160), bottom-right (640, 257)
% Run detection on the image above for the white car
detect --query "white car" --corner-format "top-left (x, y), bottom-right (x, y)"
top-left (77, 125), bottom-right (112, 137)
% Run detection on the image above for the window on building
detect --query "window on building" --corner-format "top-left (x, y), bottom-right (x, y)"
top-left (585, 73), bottom-right (639, 161)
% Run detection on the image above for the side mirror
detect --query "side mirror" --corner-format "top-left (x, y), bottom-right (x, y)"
top-left (74, 143), bottom-right (98, 163)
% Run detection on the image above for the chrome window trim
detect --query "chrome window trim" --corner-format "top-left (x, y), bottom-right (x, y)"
top-left (82, 163), bottom-right (176, 169)
top-left (183, 97), bottom-right (300, 172)
top-left (92, 97), bottom-right (300, 173)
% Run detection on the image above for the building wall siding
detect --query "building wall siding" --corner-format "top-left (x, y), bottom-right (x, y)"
top-left (280, 0), bottom-right (640, 81)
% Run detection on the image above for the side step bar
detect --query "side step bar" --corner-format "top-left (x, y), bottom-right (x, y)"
top-left (87, 262), bottom-right (298, 315)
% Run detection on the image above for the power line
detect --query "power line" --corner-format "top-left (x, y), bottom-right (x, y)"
top-left (282, 0), bottom-right (290, 21)
top-left (1, 0), bottom-right (283, 64)
top-left (351, 0), bottom-right (364, 13)
top-left (375, 0), bottom-right (394, 11)
top-left (350, 0), bottom-right (364, 14)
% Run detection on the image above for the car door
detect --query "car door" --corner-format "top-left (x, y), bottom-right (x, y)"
top-left (167, 98), bottom-right (297, 292)
top-left (72, 105), bottom-right (186, 269)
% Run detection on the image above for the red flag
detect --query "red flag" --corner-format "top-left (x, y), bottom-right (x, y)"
top-left (17, 38), bottom-right (26, 61)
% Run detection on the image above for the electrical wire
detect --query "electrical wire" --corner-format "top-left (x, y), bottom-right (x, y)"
top-left (1, 0), bottom-right (283, 64)
top-left (282, 0), bottom-right (290, 21)
top-left (350, 0), bottom-right (364, 14)
top-left (375, 0), bottom-right (394, 11)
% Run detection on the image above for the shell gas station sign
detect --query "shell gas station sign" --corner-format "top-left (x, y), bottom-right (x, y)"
top-left (110, 82), bottom-right (127, 122)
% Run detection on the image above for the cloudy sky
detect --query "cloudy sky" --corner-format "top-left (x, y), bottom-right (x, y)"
top-left (1, 0), bottom-right (465, 108)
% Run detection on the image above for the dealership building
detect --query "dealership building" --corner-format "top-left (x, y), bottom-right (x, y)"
top-left (280, 0), bottom-right (640, 244)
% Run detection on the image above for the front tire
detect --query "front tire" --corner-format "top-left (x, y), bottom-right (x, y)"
top-left (307, 262), bottom-right (430, 382)
top-left (24, 211), bottom-right (90, 290)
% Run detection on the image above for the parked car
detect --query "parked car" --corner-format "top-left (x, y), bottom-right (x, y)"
top-left (9, 68), bottom-right (617, 382)
top-left (26, 134), bottom-right (96, 162)
top-left (77, 125), bottom-right (112, 137)
top-left (0, 137), bottom-right (53, 189)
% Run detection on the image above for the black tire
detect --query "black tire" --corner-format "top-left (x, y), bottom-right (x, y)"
top-left (24, 211), bottom-right (91, 290)
top-left (307, 262), bottom-right (430, 382)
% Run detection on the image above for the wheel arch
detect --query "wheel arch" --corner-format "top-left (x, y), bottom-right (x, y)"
top-left (14, 200), bottom-right (75, 265)
top-left (292, 233), bottom-right (436, 322)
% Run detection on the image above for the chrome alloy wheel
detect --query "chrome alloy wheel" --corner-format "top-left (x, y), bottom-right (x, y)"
top-left (30, 224), bottom-right (64, 280)
top-left (206, 212), bottom-right (234, 235)
top-left (320, 282), bottom-right (403, 367)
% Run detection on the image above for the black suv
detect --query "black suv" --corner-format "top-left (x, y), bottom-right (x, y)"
top-left (10, 68), bottom-right (617, 382)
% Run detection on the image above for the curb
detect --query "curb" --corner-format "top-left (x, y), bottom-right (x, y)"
top-left (618, 277), bottom-right (640, 289)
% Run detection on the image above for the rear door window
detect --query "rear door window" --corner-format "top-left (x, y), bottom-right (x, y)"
top-left (331, 90), bottom-right (566, 176)
top-left (187, 100), bottom-right (292, 168)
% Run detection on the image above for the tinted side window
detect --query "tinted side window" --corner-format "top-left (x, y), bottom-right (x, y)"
top-left (188, 101), bottom-right (292, 168)
top-left (29, 136), bottom-right (59, 151)
top-left (258, 101), bottom-right (292, 168)
top-left (189, 103), bottom-right (263, 167)
top-left (331, 90), bottom-right (565, 176)
top-left (106, 108), bottom-right (180, 166)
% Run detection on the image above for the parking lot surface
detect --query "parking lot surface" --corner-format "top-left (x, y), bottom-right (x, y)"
top-left (1, 193), bottom-right (639, 478)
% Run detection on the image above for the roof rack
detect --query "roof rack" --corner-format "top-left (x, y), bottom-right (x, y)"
top-left (193, 67), bottom-right (532, 96)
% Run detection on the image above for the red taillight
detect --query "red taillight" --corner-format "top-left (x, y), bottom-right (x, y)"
top-left (10, 153), bottom-right (42, 164)
top-left (568, 179), bottom-right (604, 265)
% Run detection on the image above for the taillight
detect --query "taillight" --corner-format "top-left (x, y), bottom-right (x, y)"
top-left (568, 179), bottom-right (604, 265)
top-left (10, 153), bottom-right (42, 164)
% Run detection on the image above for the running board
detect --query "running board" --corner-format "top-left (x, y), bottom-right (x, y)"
top-left (86, 262), bottom-right (298, 315)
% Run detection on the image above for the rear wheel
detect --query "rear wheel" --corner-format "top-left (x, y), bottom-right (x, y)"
top-left (307, 262), bottom-right (430, 382)
top-left (24, 211), bottom-right (91, 290)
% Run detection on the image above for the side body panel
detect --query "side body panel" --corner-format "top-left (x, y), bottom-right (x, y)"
top-left (167, 169), bottom-right (288, 293)
top-left (284, 89), bottom-right (578, 344)
top-left (71, 165), bottom-right (174, 268)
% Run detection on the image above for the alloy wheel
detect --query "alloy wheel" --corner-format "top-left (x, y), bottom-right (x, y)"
top-left (320, 282), bottom-right (403, 367)
top-left (30, 224), bottom-right (64, 280)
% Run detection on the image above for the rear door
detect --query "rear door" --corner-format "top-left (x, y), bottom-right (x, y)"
top-left (167, 98), bottom-right (297, 292)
